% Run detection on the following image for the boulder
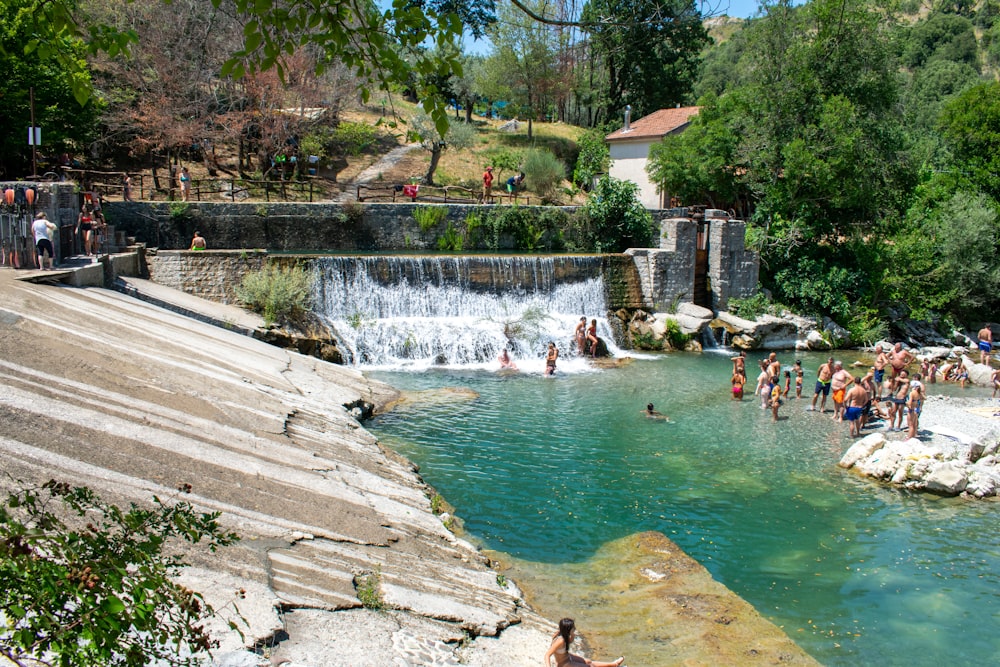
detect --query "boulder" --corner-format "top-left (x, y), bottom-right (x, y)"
top-left (839, 433), bottom-right (886, 469)
top-left (805, 330), bottom-right (830, 351)
top-left (966, 467), bottom-right (1000, 498)
top-left (924, 461), bottom-right (969, 496)
top-left (676, 302), bottom-right (714, 320)
top-left (822, 317), bottom-right (851, 347)
top-left (965, 359), bottom-right (993, 387)
top-left (664, 313), bottom-right (711, 336)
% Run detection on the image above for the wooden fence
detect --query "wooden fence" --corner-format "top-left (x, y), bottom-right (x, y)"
top-left (62, 169), bottom-right (321, 203)
top-left (356, 182), bottom-right (532, 206)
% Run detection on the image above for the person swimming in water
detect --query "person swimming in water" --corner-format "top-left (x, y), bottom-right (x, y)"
top-left (643, 403), bottom-right (669, 420)
top-left (543, 618), bottom-right (625, 667)
top-left (498, 347), bottom-right (518, 370)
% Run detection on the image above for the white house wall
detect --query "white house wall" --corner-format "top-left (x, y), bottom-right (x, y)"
top-left (608, 140), bottom-right (660, 209)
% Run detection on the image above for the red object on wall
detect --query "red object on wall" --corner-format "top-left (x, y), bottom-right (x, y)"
top-left (402, 184), bottom-right (418, 198)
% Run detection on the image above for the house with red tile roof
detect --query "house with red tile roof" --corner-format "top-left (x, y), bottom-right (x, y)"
top-left (605, 106), bottom-right (700, 209)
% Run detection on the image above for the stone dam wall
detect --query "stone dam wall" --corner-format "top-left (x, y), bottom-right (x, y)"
top-left (108, 200), bottom-right (757, 313)
top-left (145, 250), bottom-right (647, 311)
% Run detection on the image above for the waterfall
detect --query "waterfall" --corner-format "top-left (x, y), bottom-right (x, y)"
top-left (313, 256), bottom-right (622, 370)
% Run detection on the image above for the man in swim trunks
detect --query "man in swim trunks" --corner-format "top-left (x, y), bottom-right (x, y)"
top-left (887, 370), bottom-right (911, 432)
top-left (978, 325), bottom-right (993, 366)
top-left (731, 350), bottom-right (747, 382)
top-left (767, 352), bottom-right (781, 381)
top-left (843, 382), bottom-right (869, 437)
top-left (809, 357), bottom-right (835, 413)
top-left (830, 361), bottom-right (855, 422)
top-left (889, 342), bottom-right (914, 378)
top-left (873, 344), bottom-right (888, 398)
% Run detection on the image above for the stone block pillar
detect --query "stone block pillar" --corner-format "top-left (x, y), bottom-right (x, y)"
top-left (626, 217), bottom-right (698, 311)
top-left (707, 218), bottom-right (759, 312)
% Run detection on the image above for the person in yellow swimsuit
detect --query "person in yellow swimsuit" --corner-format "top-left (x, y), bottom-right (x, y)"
top-left (543, 618), bottom-right (624, 667)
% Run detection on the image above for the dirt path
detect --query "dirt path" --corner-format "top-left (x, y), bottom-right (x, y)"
top-left (334, 142), bottom-right (421, 202)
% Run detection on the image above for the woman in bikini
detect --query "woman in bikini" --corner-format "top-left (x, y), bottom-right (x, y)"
top-left (543, 618), bottom-right (624, 667)
top-left (586, 319), bottom-right (599, 357)
top-left (76, 204), bottom-right (95, 257)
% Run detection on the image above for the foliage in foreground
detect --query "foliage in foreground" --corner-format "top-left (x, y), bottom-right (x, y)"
top-left (0, 479), bottom-right (240, 667)
top-left (236, 263), bottom-right (316, 327)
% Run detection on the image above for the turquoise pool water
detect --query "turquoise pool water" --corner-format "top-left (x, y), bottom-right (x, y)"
top-left (367, 352), bottom-right (1000, 666)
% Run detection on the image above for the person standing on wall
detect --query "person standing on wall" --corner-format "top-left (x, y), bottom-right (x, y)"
top-left (32, 212), bottom-right (58, 271)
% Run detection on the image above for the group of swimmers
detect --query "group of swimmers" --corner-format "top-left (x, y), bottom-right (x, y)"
top-left (496, 315), bottom-right (604, 375)
top-left (730, 343), bottom-right (933, 437)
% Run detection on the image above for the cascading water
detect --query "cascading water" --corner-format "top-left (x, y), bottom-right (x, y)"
top-left (313, 256), bottom-right (624, 370)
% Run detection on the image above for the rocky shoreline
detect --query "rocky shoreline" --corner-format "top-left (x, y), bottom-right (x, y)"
top-left (0, 270), bottom-right (819, 666)
top-left (839, 394), bottom-right (1000, 498)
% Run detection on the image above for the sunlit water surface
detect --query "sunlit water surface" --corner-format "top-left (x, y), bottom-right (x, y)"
top-left (367, 352), bottom-right (1000, 666)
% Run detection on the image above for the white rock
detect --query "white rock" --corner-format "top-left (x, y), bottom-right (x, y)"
top-left (676, 302), bottom-right (714, 320)
top-left (806, 330), bottom-right (830, 350)
top-left (966, 360), bottom-right (993, 387)
top-left (966, 468), bottom-right (1000, 498)
top-left (839, 433), bottom-right (886, 468)
top-left (663, 313), bottom-right (709, 336)
top-left (924, 461), bottom-right (969, 495)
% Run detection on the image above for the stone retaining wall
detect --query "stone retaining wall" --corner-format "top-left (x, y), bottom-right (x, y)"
top-left (146, 250), bottom-right (267, 305)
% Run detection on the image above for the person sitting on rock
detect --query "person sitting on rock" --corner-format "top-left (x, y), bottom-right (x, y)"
top-left (543, 618), bottom-right (624, 667)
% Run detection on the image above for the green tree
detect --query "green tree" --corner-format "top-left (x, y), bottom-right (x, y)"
top-left (646, 92), bottom-right (742, 212)
top-left (0, 479), bottom-right (240, 667)
top-left (581, 0), bottom-right (709, 120)
top-left (0, 0), bottom-right (101, 176)
top-left (899, 12), bottom-right (979, 69)
top-left (484, 0), bottom-right (564, 139)
top-left (939, 81), bottom-right (1000, 200)
top-left (572, 126), bottom-right (611, 189)
top-left (583, 176), bottom-right (654, 251)
top-left (409, 113), bottom-right (477, 184)
top-left (891, 190), bottom-right (1000, 319)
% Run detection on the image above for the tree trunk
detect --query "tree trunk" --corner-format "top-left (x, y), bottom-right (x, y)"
top-left (424, 145), bottom-right (442, 185)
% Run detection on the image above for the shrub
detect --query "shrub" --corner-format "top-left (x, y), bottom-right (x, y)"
top-left (729, 288), bottom-right (772, 320)
top-left (413, 205), bottom-right (447, 232)
top-left (573, 127), bottom-right (611, 189)
top-left (664, 318), bottom-right (692, 349)
top-left (236, 263), bottom-right (315, 327)
top-left (584, 177), bottom-right (654, 252)
top-left (437, 221), bottom-right (463, 251)
top-left (522, 148), bottom-right (566, 200)
top-left (354, 567), bottom-right (385, 610)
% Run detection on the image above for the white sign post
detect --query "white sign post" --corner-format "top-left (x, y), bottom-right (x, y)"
top-left (27, 127), bottom-right (41, 146)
